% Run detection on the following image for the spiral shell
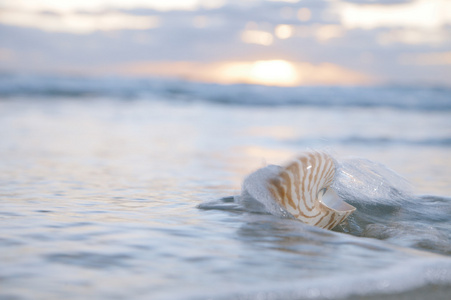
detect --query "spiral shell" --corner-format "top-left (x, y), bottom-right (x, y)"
top-left (267, 151), bottom-right (355, 229)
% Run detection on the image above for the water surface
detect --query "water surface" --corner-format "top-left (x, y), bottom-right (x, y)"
top-left (1, 77), bottom-right (451, 299)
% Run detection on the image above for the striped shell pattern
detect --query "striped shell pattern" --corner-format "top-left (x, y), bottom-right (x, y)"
top-left (267, 151), bottom-right (356, 229)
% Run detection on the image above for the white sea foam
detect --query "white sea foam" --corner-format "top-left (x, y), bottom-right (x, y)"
top-left (333, 157), bottom-right (414, 206)
top-left (220, 256), bottom-right (451, 300)
top-left (238, 165), bottom-right (291, 218)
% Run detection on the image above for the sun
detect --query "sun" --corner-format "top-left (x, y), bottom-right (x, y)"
top-left (217, 59), bottom-right (299, 86)
top-left (249, 60), bottom-right (299, 86)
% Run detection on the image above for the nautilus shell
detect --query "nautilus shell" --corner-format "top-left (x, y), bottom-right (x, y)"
top-left (267, 151), bottom-right (356, 229)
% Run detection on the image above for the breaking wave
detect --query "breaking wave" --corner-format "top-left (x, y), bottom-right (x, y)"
top-left (1, 73), bottom-right (450, 111)
top-left (199, 154), bottom-right (451, 256)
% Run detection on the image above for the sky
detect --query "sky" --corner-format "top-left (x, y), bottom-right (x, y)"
top-left (0, 0), bottom-right (450, 86)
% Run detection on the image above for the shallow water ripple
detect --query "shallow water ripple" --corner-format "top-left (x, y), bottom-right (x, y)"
top-left (1, 96), bottom-right (451, 300)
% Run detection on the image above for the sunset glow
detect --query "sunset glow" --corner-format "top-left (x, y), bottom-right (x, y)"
top-left (112, 60), bottom-right (372, 86)
top-left (0, 0), bottom-right (450, 86)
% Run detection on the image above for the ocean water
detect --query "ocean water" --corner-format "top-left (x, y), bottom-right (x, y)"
top-left (1, 75), bottom-right (451, 300)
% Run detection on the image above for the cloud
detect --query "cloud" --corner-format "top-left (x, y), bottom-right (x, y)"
top-left (0, 48), bottom-right (15, 61)
top-left (0, 0), bottom-right (225, 13)
top-left (335, 0), bottom-right (451, 30)
top-left (0, 0), bottom-right (450, 86)
top-left (0, 10), bottom-right (160, 34)
top-left (340, 0), bottom-right (414, 4)
top-left (399, 52), bottom-right (451, 65)
top-left (377, 28), bottom-right (450, 45)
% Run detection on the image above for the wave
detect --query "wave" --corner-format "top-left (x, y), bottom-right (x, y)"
top-left (333, 158), bottom-right (451, 256)
top-left (288, 137), bottom-right (451, 147)
top-left (203, 256), bottom-right (451, 300)
top-left (1, 74), bottom-right (450, 111)
top-left (199, 152), bottom-right (451, 256)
